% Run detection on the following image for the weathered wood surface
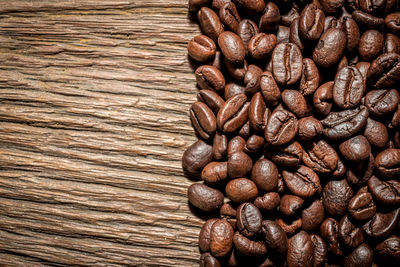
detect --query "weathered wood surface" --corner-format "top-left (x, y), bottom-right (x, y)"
top-left (0, 0), bottom-right (203, 266)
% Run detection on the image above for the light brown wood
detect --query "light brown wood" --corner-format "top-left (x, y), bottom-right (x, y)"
top-left (0, 0), bottom-right (203, 266)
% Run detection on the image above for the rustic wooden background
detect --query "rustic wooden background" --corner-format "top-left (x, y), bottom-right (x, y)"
top-left (0, 0), bottom-right (203, 266)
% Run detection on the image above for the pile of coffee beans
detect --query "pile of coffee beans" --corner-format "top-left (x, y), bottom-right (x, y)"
top-left (183, 0), bottom-right (400, 266)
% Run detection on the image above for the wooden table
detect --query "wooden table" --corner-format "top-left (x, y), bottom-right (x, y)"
top-left (0, 1), bottom-right (202, 265)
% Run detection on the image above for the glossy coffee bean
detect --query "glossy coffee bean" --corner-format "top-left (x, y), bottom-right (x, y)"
top-left (343, 244), bottom-right (373, 267)
top-left (234, 0), bottom-right (265, 15)
top-left (281, 6), bottom-right (300, 26)
top-left (333, 66), bottom-right (365, 109)
top-left (228, 151), bottom-right (252, 178)
top-left (375, 235), bottom-right (400, 262)
top-left (367, 53), bottom-right (400, 89)
top-left (195, 65), bottom-right (226, 92)
top-left (320, 0), bottom-right (344, 14)
top-left (265, 105), bottom-right (298, 146)
top-left (320, 218), bottom-right (342, 256)
top-left (310, 234), bottom-right (327, 267)
top-left (217, 94), bottom-right (249, 133)
top-left (200, 219), bottom-right (219, 252)
top-left (363, 118), bottom-right (388, 148)
top-left (190, 101), bottom-right (217, 140)
top-left (254, 192), bottom-right (280, 213)
top-left (219, 2), bottom-right (241, 32)
top-left (251, 159), bottom-right (278, 192)
top-left (362, 208), bottom-right (400, 239)
top-left (313, 28), bottom-right (346, 68)
top-left (249, 92), bottom-right (266, 132)
top-left (259, 2), bottom-right (280, 32)
top-left (272, 43), bottom-right (303, 86)
top-left (359, 30), bottom-right (384, 61)
top-left (278, 217), bottom-right (303, 236)
top-left (188, 35), bottom-right (217, 62)
top-left (339, 135), bottom-right (371, 162)
top-left (237, 19), bottom-right (259, 54)
top-left (182, 140), bottom-right (213, 178)
top-left (224, 82), bottom-right (245, 100)
top-left (276, 25), bottom-right (290, 44)
top-left (343, 16), bottom-right (361, 53)
top-left (200, 252), bottom-right (221, 267)
top-left (210, 219), bottom-right (234, 257)
top-left (375, 148), bottom-right (400, 178)
top-left (227, 136), bottom-right (245, 157)
top-left (270, 141), bottom-right (303, 167)
top-left (244, 134), bottom-right (265, 154)
top-left (198, 90), bottom-right (225, 115)
top-left (385, 12), bottom-right (400, 34)
top-left (323, 179), bottom-right (353, 217)
top-left (248, 33), bottom-right (277, 60)
top-left (299, 4), bottom-right (325, 40)
top-left (298, 117), bottom-right (323, 141)
top-left (198, 7), bottom-right (224, 42)
top-left (218, 31), bottom-right (245, 64)
top-left (260, 71), bottom-right (281, 107)
top-left (287, 231), bottom-right (314, 267)
top-left (244, 64), bottom-right (262, 94)
top-left (282, 89), bottom-right (309, 118)
top-left (348, 192), bottom-right (376, 221)
top-left (237, 202), bottom-right (262, 237)
top-left (289, 18), bottom-right (305, 51)
top-left (338, 215), bottom-right (364, 248)
top-left (384, 33), bottom-right (400, 54)
top-left (368, 176), bottom-right (400, 206)
top-left (226, 178), bottom-right (258, 203)
top-left (300, 58), bottom-right (319, 96)
top-left (302, 200), bottom-right (325, 231)
top-left (233, 231), bottom-right (267, 257)
top-left (280, 195), bottom-right (304, 217)
top-left (188, 183), bottom-right (224, 212)
top-left (262, 220), bottom-right (288, 254)
top-left (364, 89), bottom-right (399, 117)
top-left (282, 165), bottom-right (321, 198)
top-left (302, 139), bottom-right (339, 173)
top-left (202, 161), bottom-right (228, 185)
top-left (212, 132), bottom-right (227, 161)
top-left (352, 10), bottom-right (384, 29)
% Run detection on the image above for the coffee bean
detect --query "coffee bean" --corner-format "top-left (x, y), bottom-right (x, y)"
top-left (272, 43), bottom-right (303, 85)
top-left (183, 140), bottom-right (213, 178)
top-left (302, 139), bottom-right (339, 173)
top-left (224, 58), bottom-right (247, 81)
top-left (260, 71), bottom-right (281, 107)
top-left (251, 159), bottom-right (278, 192)
top-left (265, 105), bottom-right (298, 146)
top-left (352, 10), bottom-right (384, 29)
top-left (348, 192), bottom-right (376, 221)
top-left (320, 0), bottom-right (344, 14)
top-left (289, 18), bottom-right (305, 51)
top-left (375, 235), bottom-right (400, 262)
top-left (233, 231), bottom-right (267, 257)
top-left (262, 220), bottom-right (288, 254)
top-left (359, 0), bottom-right (388, 15)
top-left (217, 94), bottom-right (249, 133)
top-left (362, 208), bottom-right (400, 239)
top-left (234, 0), bottom-right (265, 15)
top-left (200, 252), bottom-right (221, 267)
top-left (254, 192), bottom-right (280, 213)
top-left (313, 28), bottom-right (346, 68)
top-left (342, 244), bottom-right (373, 267)
top-left (280, 195), bottom-right (304, 217)
top-left (385, 12), bottom-right (400, 34)
top-left (219, 2), bottom-right (241, 33)
top-left (324, 16), bottom-right (343, 32)
top-left (314, 81), bottom-right (334, 116)
top-left (364, 89), bottom-right (399, 117)
top-left (281, 6), bottom-right (300, 26)
top-left (227, 136), bottom-right (245, 157)
top-left (218, 31), bottom-right (245, 64)
top-left (212, 132), bottom-right (227, 160)
top-left (332, 157), bottom-right (347, 178)
top-left (367, 53), bottom-right (400, 89)
top-left (302, 200), bottom-right (325, 231)
top-left (300, 58), bottom-right (319, 96)
top-left (298, 117), bottom-right (323, 141)
top-left (375, 148), bottom-right (400, 178)
top-left (237, 19), bottom-right (259, 54)
top-left (320, 218), bottom-right (342, 256)
top-left (195, 65), bottom-right (226, 92)
top-left (259, 2), bottom-right (280, 32)
top-left (188, 35), bottom-right (217, 62)
top-left (226, 178), bottom-right (258, 203)
top-left (248, 33), bottom-right (277, 61)
top-left (200, 219), bottom-right (219, 252)
top-left (244, 134), bottom-right (265, 154)
top-left (220, 202), bottom-right (237, 219)
top-left (368, 176), bottom-right (400, 206)
top-left (270, 141), bottom-right (303, 167)
top-left (210, 219), bottom-right (234, 257)
top-left (282, 89), bottom-right (309, 118)
top-left (282, 165), bottom-right (321, 198)
top-left (202, 161), bottom-right (228, 185)
top-left (333, 66), bottom-right (365, 109)
top-left (339, 135), bottom-right (371, 162)
top-left (287, 231), bottom-right (314, 267)
top-left (244, 64), bottom-right (262, 94)
top-left (299, 4), bottom-right (325, 40)
top-left (384, 33), bottom-right (400, 54)
top-left (198, 7), bottom-right (224, 42)
top-left (359, 30), bottom-right (384, 61)
top-left (188, 183), bottom-right (224, 212)
top-left (228, 151), bottom-right (252, 178)
top-left (276, 25), bottom-right (290, 44)
top-left (237, 202), bottom-right (262, 237)
top-left (278, 217), bottom-right (303, 236)
top-left (198, 90), bottom-right (225, 115)
top-left (323, 179), bottom-right (353, 217)
top-left (346, 152), bottom-right (375, 186)
top-left (363, 118), bottom-right (389, 148)
top-left (249, 92), bottom-right (266, 132)
top-left (343, 16), bottom-right (361, 53)
top-left (338, 215), bottom-right (364, 248)
top-left (310, 234), bottom-right (327, 267)
top-left (190, 101), bottom-right (217, 140)
top-left (224, 82), bottom-right (245, 100)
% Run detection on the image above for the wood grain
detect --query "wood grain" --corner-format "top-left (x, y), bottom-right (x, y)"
top-left (0, 0), bottom-right (203, 266)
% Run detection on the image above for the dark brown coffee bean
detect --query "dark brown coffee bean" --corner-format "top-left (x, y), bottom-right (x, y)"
top-left (375, 235), bottom-right (400, 262)
top-left (270, 141), bottom-right (303, 167)
top-left (339, 135), bottom-right (371, 162)
top-left (287, 231), bottom-right (314, 267)
top-left (282, 89), bottom-right (309, 118)
top-left (332, 157), bottom-right (347, 178)
top-left (323, 179), bottom-right (353, 217)
top-left (299, 58), bottom-right (319, 96)
top-left (384, 33), bottom-right (400, 54)
top-left (218, 31), bottom-right (245, 64)
top-left (202, 161), bottom-right (228, 185)
top-left (244, 64), bottom-right (262, 94)
top-left (211, 0), bottom-right (231, 11)
top-left (190, 101), bottom-right (217, 140)
top-left (355, 61), bottom-right (371, 80)
top-left (200, 219), bottom-right (219, 252)
top-left (228, 151), bottom-right (252, 178)
top-left (321, 105), bottom-right (369, 140)
top-left (352, 10), bottom-right (384, 29)
top-left (233, 231), bottom-right (267, 257)
top-left (282, 165), bottom-right (321, 198)
top-left (289, 18), bottom-right (305, 51)
top-left (299, 4), bottom-right (325, 40)
top-left (248, 33), bottom-right (277, 60)
top-left (227, 136), bottom-right (245, 157)
top-left (320, 0), bottom-right (345, 14)
top-left (342, 16), bottom-right (361, 53)
top-left (259, 2), bottom-right (280, 32)
top-left (182, 140), bottom-right (213, 178)
top-left (237, 19), bottom-right (259, 54)
top-left (210, 219), bottom-right (234, 257)
top-left (320, 218), bottom-right (342, 256)
top-left (188, 183), bottom-right (224, 212)
top-left (200, 252), bottom-right (221, 267)
top-left (281, 6), bottom-right (300, 26)
top-left (237, 203), bottom-right (262, 237)
top-left (365, 89), bottom-right (399, 117)
top-left (278, 217), bottom-right (303, 236)
top-left (363, 118), bottom-right (388, 148)
top-left (224, 82), bottom-right (245, 100)
top-left (188, 35), bottom-right (217, 62)
top-left (324, 16), bottom-right (343, 32)
top-left (198, 90), bottom-right (225, 114)
top-left (338, 215), bottom-right (364, 248)
top-left (254, 192), bottom-right (280, 213)
top-left (262, 220), bottom-right (288, 254)
top-left (314, 81), bottom-right (334, 116)
top-left (333, 66), bottom-right (365, 109)
top-left (298, 117), bottom-right (323, 141)
top-left (272, 43), bottom-right (303, 86)
top-left (385, 12), bottom-right (400, 34)
top-left (213, 132), bottom-right (227, 161)
top-left (348, 192), bottom-right (377, 221)
top-left (276, 25), bottom-right (290, 44)
top-left (343, 244), bottom-right (373, 267)
top-left (302, 139), bottom-right (339, 173)
top-left (346, 152), bottom-right (375, 186)
top-left (260, 71), bottom-right (281, 107)
top-left (217, 94), bottom-right (249, 133)
top-left (367, 53), bottom-right (400, 89)
top-left (359, 30), bottom-right (384, 61)
top-left (251, 159), bottom-right (279, 193)
top-left (196, 65), bottom-right (226, 92)
top-left (244, 134), bottom-right (265, 154)
top-left (368, 176), bottom-right (400, 206)
top-left (375, 149), bottom-right (400, 178)
top-left (265, 105), bottom-right (298, 146)
top-left (359, 0), bottom-right (388, 15)
top-left (239, 121), bottom-right (251, 139)
top-left (313, 28), bottom-right (346, 68)
top-left (219, 2), bottom-right (241, 33)
top-left (362, 208), bottom-right (400, 238)
top-left (310, 234), bottom-right (327, 267)
top-left (280, 195), bottom-right (304, 217)
top-left (226, 178), bottom-right (258, 203)
top-left (302, 200), bottom-right (325, 231)
top-left (249, 92), bottom-right (266, 132)
top-left (198, 7), bottom-right (224, 42)
top-left (234, 0), bottom-right (265, 15)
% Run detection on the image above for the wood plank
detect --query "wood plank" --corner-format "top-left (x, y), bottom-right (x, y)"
top-left (0, 0), bottom-right (203, 265)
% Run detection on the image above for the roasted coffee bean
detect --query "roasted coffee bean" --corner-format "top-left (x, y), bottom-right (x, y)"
top-left (196, 65), bottom-right (226, 92)
top-left (367, 53), bottom-right (400, 89)
top-left (259, 2), bottom-right (280, 32)
top-left (282, 165), bottom-right (321, 198)
top-left (190, 101), bottom-right (217, 140)
top-left (210, 219), bottom-right (234, 257)
top-left (359, 30), bottom-right (384, 61)
top-left (346, 152), bottom-right (375, 186)
top-left (227, 136), bottom-right (245, 157)
top-left (321, 105), bottom-right (369, 140)
top-left (359, 0), bottom-right (389, 15)
top-left (234, 0), bottom-right (265, 15)
top-left (217, 94), bottom-right (249, 133)
top-left (342, 244), bottom-right (373, 267)
top-left (248, 33), bottom-right (277, 61)
top-left (282, 89), bottom-right (309, 118)
top-left (272, 43), bottom-right (303, 86)
top-left (183, 140), bottom-right (213, 178)
top-left (200, 219), bottom-right (219, 252)
top-left (228, 151), bottom-right (252, 178)
top-left (244, 64), bottom-right (262, 94)
top-left (233, 231), bottom-right (267, 257)
top-left (339, 135), bottom-right (371, 162)
top-left (320, 218), bottom-right (342, 256)
top-left (368, 176), bottom-right (400, 206)
top-left (314, 81), bottom-right (334, 116)
top-left (375, 148), bottom-right (400, 178)
top-left (384, 33), bottom-right (400, 54)
top-left (260, 71), bottom-right (281, 107)
top-left (342, 16), bottom-right (360, 53)
top-left (324, 16), bottom-right (343, 32)
top-left (202, 161), bottom-right (228, 185)
top-left (224, 58), bottom-right (247, 81)
top-left (254, 192), bottom-right (280, 213)
top-left (362, 208), bottom-right (400, 238)
top-left (237, 203), bottom-right (262, 237)
top-left (276, 25), bottom-right (290, 44)
top-left (249, 92), bottom-right (266, 132)
top-left (188, 183), bottom-right (224, 212)
top-left (289, 18), bottom-right (305, 51)
top-left (302, 139), bottom-right (339, 173)
top-left (363, 118), bottom-right (388, 148)
top-left (281, 6), bottom-right (300, 26)
top-left (278, 217), bottom-right (303, 236)
top-left (299, 4), bottom-right (325, 40)
top-left (310, 234), bottom-right (327, 267)
top-left (364, 89), bottom-right (399, 117)
top-left (251, 159), bottom-right (279, 192)
top-left (355, 61), bottom-right (371, 80)
top-left (237, 19), bottom-right (259, 54)
top-left (287, 231), bottom-right (314, 267)
top-left (348, 192), bottom-right (376, 221)
top-left (262, 220), bottom-right (288, 254)
top-left (298, 117), bottom-right (323, 141)
top-left (218, 31), bottom-right (245, 64)
top-left (213, 132), bottom-right (227, 160)
top-left (313, 28), bottom-right (346, 68)
top-left (211, 0), bottom-right (230, 11)
top-left (375, 235), bottom-right (400, 262)
top-left (385, 12), bottom-right (400, 34)
top-left (333, 66), bottom-right (365, 109)
top-left (270, 141), bottom-right (303, 167)
top-left (188, 35), bottom-right (217, 62)
top-left (265, 105), bottom-right (298, 146)
top-left (224, 82), bottom-right (245, 100)
top-left (300, 58), bottom-right (319, 96)
top-left (198, 90), bottom-right (225, 114)
top-left (352, 10), bottom-right (384, 29)
top-left (220, 202), bottom-right (237, 219)
top-left (226, 178), bottom-right (258, 203)
top-left (200, 252), bottom-right (221, 267)
top-left (219, 2), bottom-right (240, 33)
top-left (338, 215), bottom-right (364, 248)
top-left (302, 200), bottom-right (325, 231)
top-left (332, 157), bottom-right (347, 178)
top-left (280, 195), bottom-right (304, 217)
top-left (323, 179), bottom-right (353, 217)
top-left (198, 7), bottom-right (224, 42)
top-left (320, 0), bottom-right (344, 14)
top-left (244, 134), bottom-right (265, 154)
